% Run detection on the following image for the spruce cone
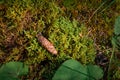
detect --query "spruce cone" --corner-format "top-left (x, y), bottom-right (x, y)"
top-left (36, 33), bottom-right (58, 55)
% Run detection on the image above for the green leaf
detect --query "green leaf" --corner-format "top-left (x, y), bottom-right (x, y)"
top-left (87, 64), bottom-right (103, 80)
top-left (112, 16), bottom-right (120, 49)
top-left (52, 59), bottom-right (103, 80)
top-left (112, 35), bottom-right (120, 49)
top-left (114, 16), bottom-right (120, 35)
top-left (0, 61), bottom-right (29, 80)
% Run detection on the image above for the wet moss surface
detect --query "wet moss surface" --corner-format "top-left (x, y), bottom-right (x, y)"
top-left (0, 0), bottom-right (120, 79)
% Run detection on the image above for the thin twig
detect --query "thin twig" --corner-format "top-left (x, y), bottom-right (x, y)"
top-left (107, 45), bottom-right (115, 80)
top-left (88, 0), bottom-right (108, 22)
top-left (101, 0), bottom-right (116, 13)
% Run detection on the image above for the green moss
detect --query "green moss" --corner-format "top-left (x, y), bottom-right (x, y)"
top-left (115, 0), bottom-right (120, 11)
top-left (0, 0), bottom-right (96, 77)
top-left (47, 17), bottom-right (96, 64)
top-left (1, 0), bottom-right (119, 79)
top-left (0, 0), bottom-right (61, 60)
top-left (114, 67), bottom-right (120, 79)
top-left (63, 0), bottom-right (77, 9)
top-left (0, 0), bottom-right (63, 79)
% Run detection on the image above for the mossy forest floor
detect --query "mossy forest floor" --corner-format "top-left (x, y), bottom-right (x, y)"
top-left (0, 0), bottom-right (120, 80)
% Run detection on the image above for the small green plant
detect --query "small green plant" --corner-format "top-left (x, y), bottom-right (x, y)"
top-left (0, 61), bottom-right (29, 80)
top-left (52, 59), bottom-right (103, 80)
top-left (112, 16), bottom-right (120, 49)
top-left (108, 16), bottom-right (120, 79)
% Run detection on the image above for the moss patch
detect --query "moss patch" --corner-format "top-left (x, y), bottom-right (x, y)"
top-left (0, 0), bottom-right (120, 79)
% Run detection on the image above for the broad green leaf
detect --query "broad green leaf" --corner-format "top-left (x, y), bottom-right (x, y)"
top-left (52, 59), bottom-right (103, 80)
top-left (114, 16), bottom-right (120, 35)
top-left (86, 64), bottom-right (103, 80)
top-left (0, 61), bottom-right (29, 80)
